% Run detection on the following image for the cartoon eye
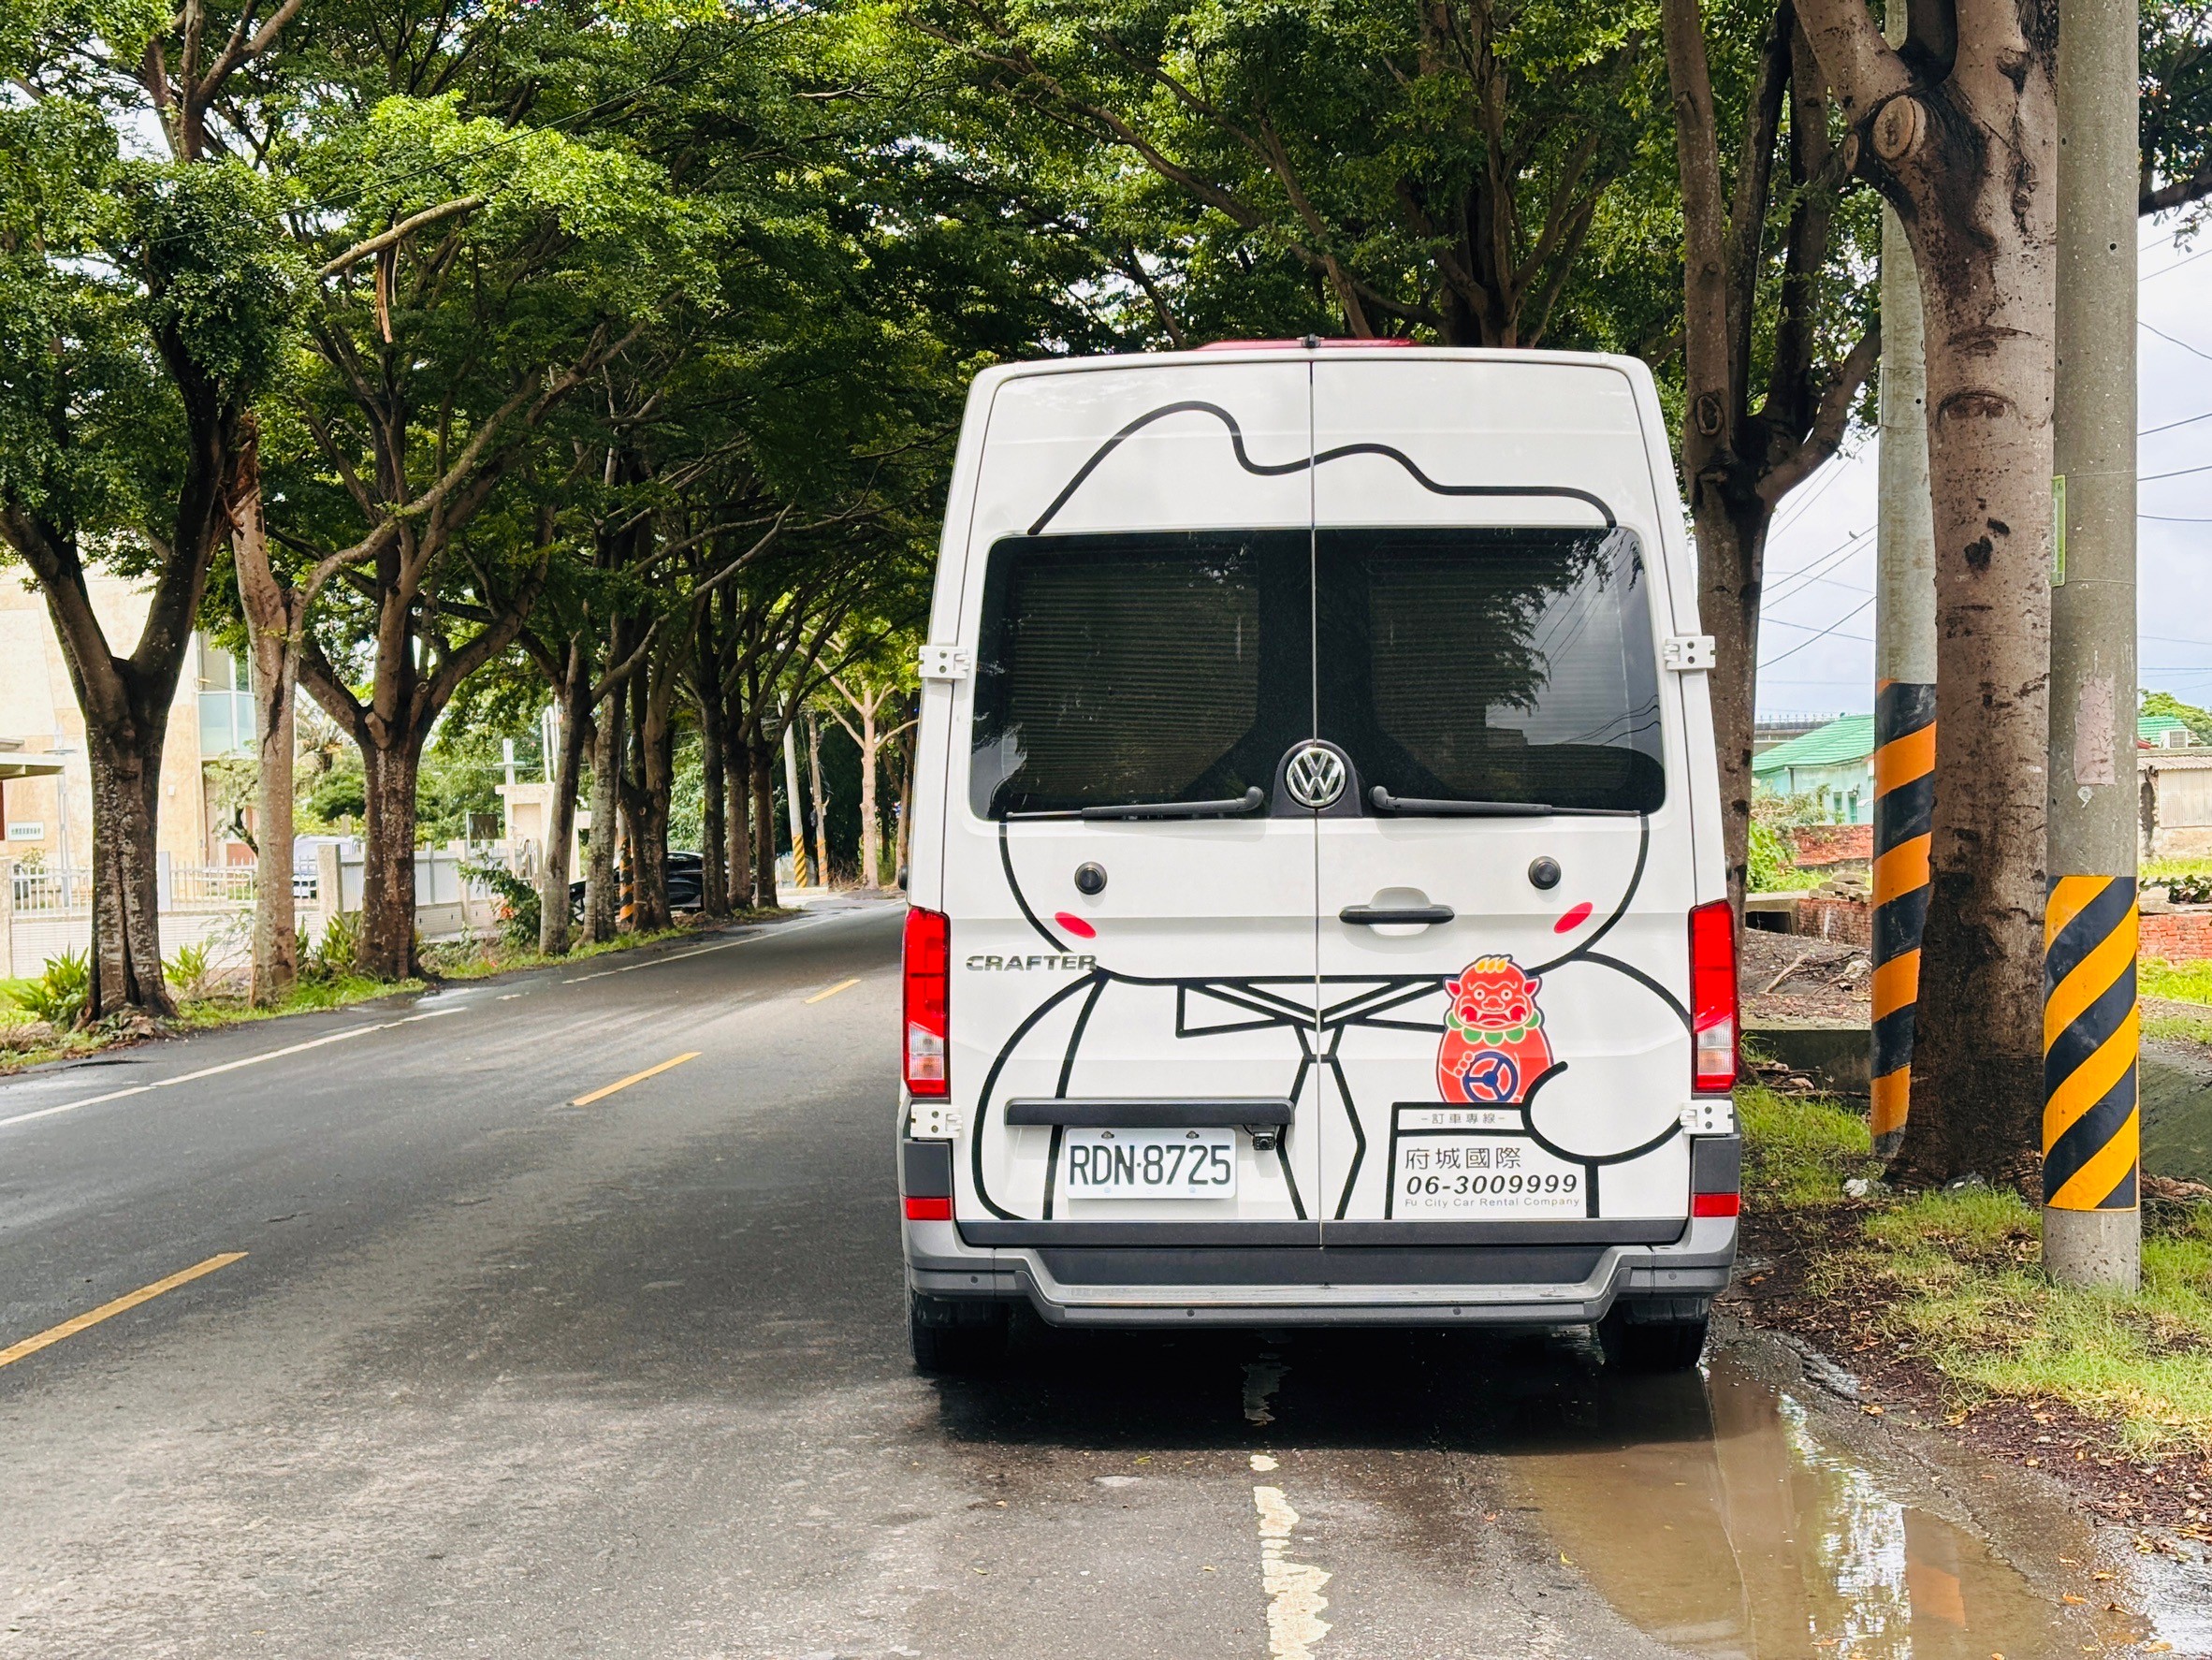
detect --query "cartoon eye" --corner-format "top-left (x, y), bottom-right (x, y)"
top-left (1553, 902), bottom-right (1594, 934)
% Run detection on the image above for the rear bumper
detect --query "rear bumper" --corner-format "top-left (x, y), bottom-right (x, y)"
top-left (903, 1214), bottom-right (1736, 1329)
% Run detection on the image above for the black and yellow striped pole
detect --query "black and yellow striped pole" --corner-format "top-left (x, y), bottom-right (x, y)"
top-left (1870, 681), bottom-right (1934, 1157)
top-left (2045, 0), bottom-right (2140, 1289)
top-left (2044, 879), bottom-right (2140, 1212)
top-left (1870, 159), bottom-right (1936, 1159)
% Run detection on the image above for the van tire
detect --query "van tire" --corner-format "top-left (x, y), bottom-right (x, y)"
top-left (909, 1294), bottom-right (1009, 1375)
top-left (1599, 1303), bottom-right (1710, 1374)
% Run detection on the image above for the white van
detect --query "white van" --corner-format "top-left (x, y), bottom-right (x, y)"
top-left (897, 343), bottom-right (1739, 1374)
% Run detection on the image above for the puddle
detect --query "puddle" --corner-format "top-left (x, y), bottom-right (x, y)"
top-left (1512, 1347), bottom-right (2169, 1658)
top-left (2146, 1043), bottom-right (2212, 1186)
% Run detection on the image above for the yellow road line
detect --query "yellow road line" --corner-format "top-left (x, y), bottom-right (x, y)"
top-left (571, 1052), bottom-right (701, 1106)
top-left (805, 977), bottom-right (862, 1004)
top-left (0, 1252), bottom-right (247, 1371)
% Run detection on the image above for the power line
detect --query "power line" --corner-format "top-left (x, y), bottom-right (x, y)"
top-left (2142, 244), bottom-right (2212, 284)
top-left (2141, 406), bottom-right (2212, 437)
top-left (2141, 459), bottom-right (2212, 484)
top-left (2143, 320), bottom-right (2212, 363)
top-left (1757, 594), bottom-right (1877, 669)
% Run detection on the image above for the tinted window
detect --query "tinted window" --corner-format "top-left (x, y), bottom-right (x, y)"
top-left (969, 525), bottom-right (1663, 818)
top-left (1317, 527), bottom-right (1663, 812)
top-left (970, 531), bottom-right (1312, 817)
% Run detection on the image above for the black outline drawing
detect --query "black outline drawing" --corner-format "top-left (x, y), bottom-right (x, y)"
top-left (971, 815), bottom-right (1690, 1223)
top-left (963, 394), bottom-right (1682, 1226)
top-left (1026, 401), bottom-right (1617, 537)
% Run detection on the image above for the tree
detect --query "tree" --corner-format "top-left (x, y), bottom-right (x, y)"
top-left (280, 85), bottom-right (694, 978)
top-left (2144, 690), bottom-right (2212, 746)
top-left (1796, 0), bottom-right (2056, 1182)
top-left (2142, 5), bottom-right (2212, 218)
top-left (826, 656), bottom-right (918, 890)
top-left (1661, 0), bottom-right (1882, 917)
top-left (909, 0), bottom-right (1678, 346)
top-left (1, 0), bottom-right (302, 1020)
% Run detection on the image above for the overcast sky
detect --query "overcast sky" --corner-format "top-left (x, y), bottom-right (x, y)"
top-left (1755, 213), bottom-right (2212, 721)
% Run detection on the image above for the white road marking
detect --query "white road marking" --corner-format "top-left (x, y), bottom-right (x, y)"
top-left (0, 1006), bottom-right (467, 1129)
top-left (1252, 1475), bottom-right (1331, 1659)
top-left (560, 910), bottom-right (851, 983)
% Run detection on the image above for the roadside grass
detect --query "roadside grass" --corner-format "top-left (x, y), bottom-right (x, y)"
top-left (1739, 1083), bottom-right (1882, 1206)
top-left (2144, 1003), bottom-right (2212, 1045)
top-left (2146, 857), bottom-right (2212, 883)
top-left (421, 907), bottom-right (795, 980)
top-left (0, 908), bottom-right (803, 1073)
top-left (2143, 957), bottom-right (2212, 1008)
top-left (1744, 1084), bottom-right (2212, 1454)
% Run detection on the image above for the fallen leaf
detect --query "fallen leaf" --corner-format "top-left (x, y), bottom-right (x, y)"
top-left (2061, 1594), bottom-right (2086, 1605)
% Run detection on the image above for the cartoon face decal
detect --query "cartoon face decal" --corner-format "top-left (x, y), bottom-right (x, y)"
top-left (1437, 955), bottom-right (1554, 1104)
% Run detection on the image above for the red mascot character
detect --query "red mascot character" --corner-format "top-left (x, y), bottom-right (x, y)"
top-left (1436, 956), bottom-right (1553, 1105)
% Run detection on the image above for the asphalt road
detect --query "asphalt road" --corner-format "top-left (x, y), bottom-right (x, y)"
top-left (0, 898), bottom-right (2192, 1658)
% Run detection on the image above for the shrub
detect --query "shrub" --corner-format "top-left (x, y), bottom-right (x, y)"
top-left (165, 940), bottom-right (213, 999)
top-left (315, 910), bottom-right (360, 977)
top-left (16, 948), bottom-right (90, 1028)
top-left (463, 857), bottom-right (540, 950)
top-left (1747, 820), bottom-right (1821, 893)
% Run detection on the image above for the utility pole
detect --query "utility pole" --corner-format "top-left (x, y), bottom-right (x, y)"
top-left (1870, 191), bottom-right (1938, 1164)
top-left (2045, 0), bottom-right (2141, 1289)
top-left (782, 721), bottom-right (809, 889)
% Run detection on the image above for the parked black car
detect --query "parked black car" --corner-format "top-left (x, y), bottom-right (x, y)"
top-left (570, 851), bottom-right (704, 922)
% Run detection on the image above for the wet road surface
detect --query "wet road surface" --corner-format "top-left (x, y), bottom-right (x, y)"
top-left (0, 899), bottom-right (2199, 1656)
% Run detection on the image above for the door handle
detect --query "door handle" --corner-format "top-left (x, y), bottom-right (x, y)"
top-left (1339, 904), bottom-right (1454, 925)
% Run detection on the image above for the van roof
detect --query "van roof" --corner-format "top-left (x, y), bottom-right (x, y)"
top-left (976, 344), bottom-right (1656, 381)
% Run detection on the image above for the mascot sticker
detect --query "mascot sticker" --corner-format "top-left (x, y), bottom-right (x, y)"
top-left (1436, 956), bottom-right (1552, 1105)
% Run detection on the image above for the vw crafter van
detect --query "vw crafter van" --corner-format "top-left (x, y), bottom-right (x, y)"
top-left (897, 342), bottom-right (1740, 1373)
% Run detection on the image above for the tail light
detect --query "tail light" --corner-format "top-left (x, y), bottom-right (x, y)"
top-left (1690, 899), bottom-right (1738, 1092)
top-left (903, 906), bottom-right (950, 1097)
top-left (1692, 1192), bottom-right (1741, 1218)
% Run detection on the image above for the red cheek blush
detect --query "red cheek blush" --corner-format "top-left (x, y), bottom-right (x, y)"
top-left (1055, 911), bottom-right (1098, 939)
top-left (1553, 902), bottom-right (1594, 934)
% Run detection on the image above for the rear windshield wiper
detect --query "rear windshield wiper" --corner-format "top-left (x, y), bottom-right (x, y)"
top-left (1009, 786), bottom-right (1266, 823)
top-left (1367, 786), bottom-right (1638, 818)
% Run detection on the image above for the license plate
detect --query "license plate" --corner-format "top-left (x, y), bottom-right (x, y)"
top-left (1064, 1128), bottom-right (1238, 1199)
top-left (1389, 1130), bottom-right (1582, 1217)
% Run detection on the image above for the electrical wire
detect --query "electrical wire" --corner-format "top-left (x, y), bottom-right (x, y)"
top-left (1757, 594), bottom-right (1877, 669)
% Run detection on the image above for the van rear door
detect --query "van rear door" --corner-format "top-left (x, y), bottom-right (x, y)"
top-left (1306, 357), bottom-right (1696, 1235)
top-left (939, 363), bottom-right (1324, 1235)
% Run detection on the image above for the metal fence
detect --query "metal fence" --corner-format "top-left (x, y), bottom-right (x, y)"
top-left (10, 863), bottom-right (260, 912)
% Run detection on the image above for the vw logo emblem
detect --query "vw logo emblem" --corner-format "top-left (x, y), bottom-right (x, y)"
top-left (1284, 744), bottom-right (1346, 810)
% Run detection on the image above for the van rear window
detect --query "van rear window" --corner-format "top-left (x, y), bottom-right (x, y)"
top-left (969, 527), bottom-right (1663, 818)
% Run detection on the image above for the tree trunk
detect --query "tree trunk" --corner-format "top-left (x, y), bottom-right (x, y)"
top-left (82, 724), bottom-right (174, 1021)
top-left (698, 682), bottom-right (728, 918)
top-left (583, 683), bottom-right (623, 943)
top-left (856, 708), bottom-right (880, 889)
top-left (895, 714), bottom-right (917, 888)
top-left (806, 707), bottom-right (832, 889)
top-left (1691, 499), bottom-right (1770, 922)
top-left (357, 736), bottom-right (425, 980)
top-left (726, 726), bottom-right (753, 910)
top-left (750, 735), bottom-right (780, 910)
top-left (1894, 237), bottom-right (2055, 1184)
top-left (1797, 0), bottom-right (2058, 1184)
top-left (623, 674), bottom-right (673, 933)
top-left (538, 664), bottom-right (592, 955)
top-left (229, 435), bottom-right (300, 1007)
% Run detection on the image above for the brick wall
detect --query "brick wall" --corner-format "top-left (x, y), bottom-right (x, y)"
top-left (1789, 823), bottom-right (1874, 866)
top-left (1795, 895), bottom-right (1871, 947)
top-left (2143, 910), bottom-right (2212, 963)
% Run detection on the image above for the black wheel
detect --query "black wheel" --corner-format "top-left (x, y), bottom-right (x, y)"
top-left (1599, 1301), bottom-right (1710, 1374)
top-left (909, 1294), bottom-right (1010, 1375)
